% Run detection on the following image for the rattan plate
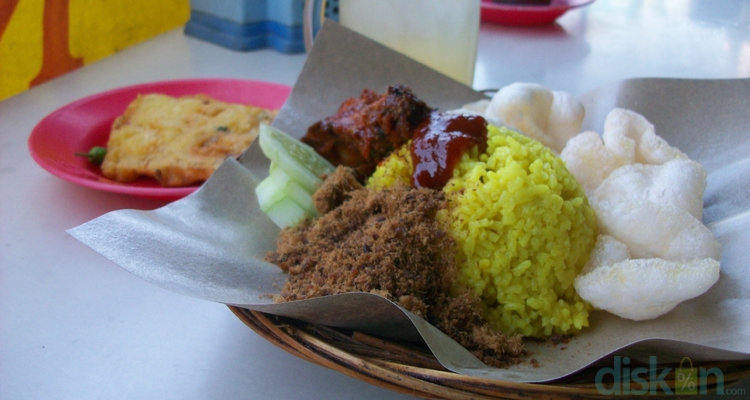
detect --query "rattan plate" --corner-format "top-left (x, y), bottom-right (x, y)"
top-left (229, 306), bottom-right (750, 399)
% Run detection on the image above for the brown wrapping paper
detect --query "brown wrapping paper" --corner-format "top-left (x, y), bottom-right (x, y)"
top-left (68, 21), bottom-right (750, 382)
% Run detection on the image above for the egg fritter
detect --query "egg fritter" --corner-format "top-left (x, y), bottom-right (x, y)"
top-left (101, 93), bottom-right (277, 187)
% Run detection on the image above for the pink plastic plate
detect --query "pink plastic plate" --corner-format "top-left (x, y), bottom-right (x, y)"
top-left (28, 79), bottom-right (292, 201)
top-left (481, 0), bottom-right (596, 26)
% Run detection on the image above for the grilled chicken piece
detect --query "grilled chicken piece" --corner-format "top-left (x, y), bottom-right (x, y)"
top-left (301, 85), bottom-right (433, 180)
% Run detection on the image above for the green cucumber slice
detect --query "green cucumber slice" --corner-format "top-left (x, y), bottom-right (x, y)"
top-left (255, 171), bottom-right (286, 212)
top-left (258, 123), bottom-right (335, 192)
top-left (264, 197), bottom-right (309, 229)
top-left (271, 165), bottom-right (317, 214)
top-left (256, 167), bottom-right (316, 212)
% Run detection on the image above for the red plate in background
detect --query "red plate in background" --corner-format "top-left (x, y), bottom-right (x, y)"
top-left (28, 79), bottom-right (291, 201)
top-left (481, 0), bottom-right (596, 26)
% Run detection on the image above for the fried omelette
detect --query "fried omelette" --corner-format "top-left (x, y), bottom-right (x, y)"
top-left (101, 93), bottom-right (277, 187)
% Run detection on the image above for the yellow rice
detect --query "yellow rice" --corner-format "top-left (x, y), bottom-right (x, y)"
top-left (367, 125), bottom-right (597, 337)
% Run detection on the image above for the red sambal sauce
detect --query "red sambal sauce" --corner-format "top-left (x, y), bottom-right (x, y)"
top-left (410, 112), bottom-right (488, 190)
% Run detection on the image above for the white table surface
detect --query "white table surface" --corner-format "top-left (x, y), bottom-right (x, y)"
top-left (2, 1), bottom-right (749, 399)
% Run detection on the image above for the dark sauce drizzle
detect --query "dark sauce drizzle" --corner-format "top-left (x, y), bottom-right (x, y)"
top-left (410, 112), bottom-right (488, 190)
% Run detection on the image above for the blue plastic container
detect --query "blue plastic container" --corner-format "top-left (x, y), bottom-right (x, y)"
top-left (184, 0), bottom-right (306, 53)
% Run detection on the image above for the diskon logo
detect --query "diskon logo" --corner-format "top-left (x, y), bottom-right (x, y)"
top-left (594, 356), bottom-right (735, 395)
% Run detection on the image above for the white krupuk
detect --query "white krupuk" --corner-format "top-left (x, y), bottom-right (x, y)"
top-left (575, 255), bottom-right (720, 321)
top-left (561, 108), bottom-right (721, 321)
top-left (457, 82), bottom-right (585, 153)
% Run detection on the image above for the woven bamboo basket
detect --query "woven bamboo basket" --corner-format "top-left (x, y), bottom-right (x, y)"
top-left (229, 306), bottom-right (750, 399)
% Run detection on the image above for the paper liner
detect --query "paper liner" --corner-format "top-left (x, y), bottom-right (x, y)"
top-left (68, 21), bottom-right (750, 382)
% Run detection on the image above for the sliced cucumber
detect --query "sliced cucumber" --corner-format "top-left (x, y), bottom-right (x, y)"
top-left (255, 124), bottom-right (335, 228)
top-left (263, 197), bottom-right (309, 229)
top-left (258, 123), bottom-right (335, 192)
top-left (255, 168), bottom-right (285, 212)
top-left (269, 164), bottom-right (317, 215)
